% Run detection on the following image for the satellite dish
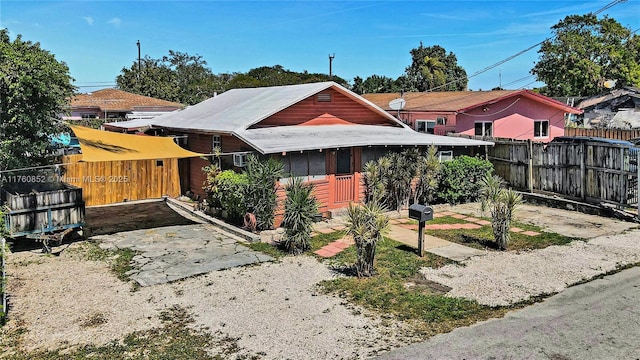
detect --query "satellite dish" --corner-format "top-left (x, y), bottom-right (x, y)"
top-left (603, 79), bottom-right (617, 89)
top-left (388, 98), bottom-right (406, 111)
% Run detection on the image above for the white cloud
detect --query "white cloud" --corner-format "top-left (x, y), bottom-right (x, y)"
top-left (82, 16), bottom-right (94, 25)
top-left (108, 18), bottom-right (122, 27)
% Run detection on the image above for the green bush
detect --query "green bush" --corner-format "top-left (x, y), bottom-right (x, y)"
top-left (210, 170), bottom-right (248, 219)
top-left (437, 155), bottom-right (493, 204)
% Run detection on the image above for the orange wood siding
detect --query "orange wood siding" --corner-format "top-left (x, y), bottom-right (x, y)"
top-left (254, 89), bottom-right (395, 127)
top-left (61, 154), bottom-right (181, 206)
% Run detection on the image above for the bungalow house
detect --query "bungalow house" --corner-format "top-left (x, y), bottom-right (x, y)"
top-left (363, 90), bottom-right (582, 142)
top-left (105, 82), bottom-right (492, 222)
top-left (573, 87), bottom-right (640, 129)
top-left (63, 88), bottom-right (183, 123)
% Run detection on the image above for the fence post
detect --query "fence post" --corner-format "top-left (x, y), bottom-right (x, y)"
top-left (528, 140), bottom-right (533, 193)
top-left (580, 142), bottom-right (586, 201)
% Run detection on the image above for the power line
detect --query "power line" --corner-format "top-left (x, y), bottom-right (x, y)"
top-left (427, 0), bottom-right (630, 91)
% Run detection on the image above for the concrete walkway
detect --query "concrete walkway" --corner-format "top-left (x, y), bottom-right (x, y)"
top-left (386, 224), bottom-right (486, 261)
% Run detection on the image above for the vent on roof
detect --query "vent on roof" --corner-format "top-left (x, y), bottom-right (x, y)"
top-left (317, 93), bottom-right (332, 102)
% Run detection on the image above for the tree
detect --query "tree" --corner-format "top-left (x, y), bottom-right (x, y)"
top-left (345, 201), bottom-right (389, 278)
top-left (116, 51), bottom-right (221, 105)
top-left (351, 75), bottom-right (401, 95)
top-left (532, 14), bottom-right (640, 97)
top-left (413, 145), bottom-right (442, 205)
top-left (480, 174), bottom-right (522, 250)
top-left (0, 29), bottom-right (75, 172)
top-left (282, 177), bottom-right (318, 254)
top-left (402, 43), bottom-right (468, 91)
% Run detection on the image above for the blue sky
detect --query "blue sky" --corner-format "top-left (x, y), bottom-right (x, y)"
top-left (1, 1), bottom-right (639, 92)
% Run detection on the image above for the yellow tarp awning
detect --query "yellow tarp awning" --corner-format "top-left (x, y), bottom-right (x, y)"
top-left (69, 125), bottom-right (206, 162)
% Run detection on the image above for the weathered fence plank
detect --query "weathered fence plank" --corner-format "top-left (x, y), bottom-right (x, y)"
top-left (488, 140), bottom-right (637, 209)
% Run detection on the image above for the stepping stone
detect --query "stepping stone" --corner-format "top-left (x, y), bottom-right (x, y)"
top-left (314, 248), bottom-right (338, 258)
top-left (324, 243), bottom-right (346, 253)
top-left (459, 223), bottom-right (482, 229)
top-left (331, 241), bottom-right (351, 250)
top-left (451, 213), bottom-right (467, 219)
top-left (337, 235), bottom-right (355, 245)
top-left (331, 225), bottom-right (346, 231)
top-left (510, 227), bottom-right (524, 233)
top-left (399, 223), bottom-right (418, 230)
top-left (521, 230), bottom-right (541, 236)
top-left (426, 224), bottom-right (455, 230)
top-left (463, 217), bottom-right (481, 222)
top-left (475, 220), bottom-right (492, 226)
top-left (440, 211), bottom-right (455, 216)
top-left (389, 219), bottom-right (403, 224)
top-left (315, 227), bottom-right (336, 234)
top-left (433, 213), bottom-right (446, 218)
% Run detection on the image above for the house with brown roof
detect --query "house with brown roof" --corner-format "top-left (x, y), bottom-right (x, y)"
top-left (363, 90), bottom-right (582, 142)
top-left (64, 88), bottom-right (183, 122)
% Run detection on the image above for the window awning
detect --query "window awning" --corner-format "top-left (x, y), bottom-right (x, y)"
top-left (69, 125), bottom-right (206, 162)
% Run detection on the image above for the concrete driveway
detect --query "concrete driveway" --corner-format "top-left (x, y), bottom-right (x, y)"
top-left (92, 224), bottom-right (273, 286)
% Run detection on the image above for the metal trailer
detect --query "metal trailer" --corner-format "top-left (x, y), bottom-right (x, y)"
top-left (2, 183), bottom-right (85, 252)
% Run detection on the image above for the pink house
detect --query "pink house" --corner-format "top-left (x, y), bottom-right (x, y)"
top-left (363, 90), bottom-right (583, 142)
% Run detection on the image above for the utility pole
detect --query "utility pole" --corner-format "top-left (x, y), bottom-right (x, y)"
top-left (328, 53), bottom-right (335, 79)
top-left (136, 40), bottom-right (141, 83)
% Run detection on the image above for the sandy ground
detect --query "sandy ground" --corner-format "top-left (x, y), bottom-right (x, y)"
top-left (2, 202), bottom-right (639, 358)
top-left (1, 246), bottom-right (417, 359)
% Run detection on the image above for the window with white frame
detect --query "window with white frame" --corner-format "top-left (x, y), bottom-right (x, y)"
top-left (474, 122), bottom-right (493, 137)
top-left (438, 150), bottom-right (453, 162)
top-left (436, 117), bottom-right (447, 125)
top-left (212, 135), bottom-right (221, 152)
top-left (534, 120), bottom-right (549, 138)
top-left (415, 120), bottom-right (436, 134)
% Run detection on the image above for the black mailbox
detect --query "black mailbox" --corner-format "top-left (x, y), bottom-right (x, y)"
top-left (408, 204), bottom-right (433, 222)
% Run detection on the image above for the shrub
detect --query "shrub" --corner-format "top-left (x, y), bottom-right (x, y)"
top-left (244, 155), bottom-right (283, 230)
top-left (480, 174), bottom-right (522, 250)
top-left (345, 201), bottom-right (389, 278)
top-left (437, 155), bottom-right (493, 204)
top-left (282, 177), bottom-right (318, 254)
top-left (206, 169), bottom-right (248, 219)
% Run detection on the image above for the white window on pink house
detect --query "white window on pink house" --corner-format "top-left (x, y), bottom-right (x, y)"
top-left (534, 120), bottom-right (549, 138)
top-left (474, 122), bottom-right (492, 137)
top-left (415, 120), bottom-right (436, 134)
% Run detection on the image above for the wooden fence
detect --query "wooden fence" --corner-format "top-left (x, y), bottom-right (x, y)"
top-left (488, 140), bottom-right (638, 210)
top-left (61, 155), bottom-right (181, 206)
top-left (564, 127), bottom-right (640, 141)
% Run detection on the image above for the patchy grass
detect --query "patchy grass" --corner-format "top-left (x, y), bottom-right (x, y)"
top-left (3, 305), bottom-right (260, 360)
top-left (247, 230), bottom-right (346, 259)
top-left (318, 235), bottom-right (512, 336)
top-left (425, 216), bottom-right (582, 251)
top-left (70, 242), bottom-right (139, 282)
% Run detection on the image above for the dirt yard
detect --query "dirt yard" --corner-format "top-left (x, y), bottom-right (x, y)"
top-left (1, 201), bottom-right (638, 359)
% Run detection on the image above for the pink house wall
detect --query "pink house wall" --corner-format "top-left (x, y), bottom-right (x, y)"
top-left (456, 95), bottom-right (565, 142)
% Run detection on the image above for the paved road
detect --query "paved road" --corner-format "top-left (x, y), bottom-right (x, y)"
top-left (376, 266), bottom-right (640, 360)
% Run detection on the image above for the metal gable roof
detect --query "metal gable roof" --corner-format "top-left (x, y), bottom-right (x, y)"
top-left (236, 125), bottom-right (493, 154)
top-left (146, 81), bottom-right (403, 132)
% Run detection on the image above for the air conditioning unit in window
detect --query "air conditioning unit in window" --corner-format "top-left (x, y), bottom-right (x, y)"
top-left (233, 153), bottom-right (248, 167)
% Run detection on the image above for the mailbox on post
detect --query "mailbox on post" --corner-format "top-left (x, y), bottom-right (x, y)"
top-left (408, 204), bottom-right (433, 257)
top-left (409, 204), bottom-right (433, 222)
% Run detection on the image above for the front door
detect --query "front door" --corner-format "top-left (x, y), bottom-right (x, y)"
top-left (334, 148), bottom-right (355, 203)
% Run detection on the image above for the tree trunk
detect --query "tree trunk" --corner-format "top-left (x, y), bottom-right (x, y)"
top-left (356, 241), bottom-right (377, 277)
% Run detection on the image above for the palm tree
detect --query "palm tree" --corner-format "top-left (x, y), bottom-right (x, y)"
top-left (420, 56), bottom-right (446, 91)
top-left (480, 174), bottom-right (522, 250)
top-left (282, 177), bottom-right (318, 254)
top-left (345, 201), bottom-right (389, 277)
